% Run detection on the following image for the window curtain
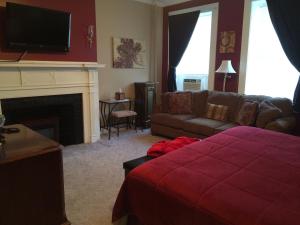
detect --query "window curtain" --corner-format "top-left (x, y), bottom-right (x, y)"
top-left (167, 11), bottom-right (200, 92)
top-left (267, 0), bottom-right (300, 112)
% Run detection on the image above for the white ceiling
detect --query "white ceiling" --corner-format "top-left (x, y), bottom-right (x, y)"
top-left (133, 0), bottom-right (190, 7)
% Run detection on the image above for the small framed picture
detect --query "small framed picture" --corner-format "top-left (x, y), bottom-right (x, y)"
top-left (220, 31), bottom-right (236, 53)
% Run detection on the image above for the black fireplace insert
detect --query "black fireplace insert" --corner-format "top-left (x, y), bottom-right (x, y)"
top-left (1, 94), bottom-right (84, 146)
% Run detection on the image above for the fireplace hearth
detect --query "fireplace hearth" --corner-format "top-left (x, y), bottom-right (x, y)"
top-left (1, 94), bottom-right (83, 146)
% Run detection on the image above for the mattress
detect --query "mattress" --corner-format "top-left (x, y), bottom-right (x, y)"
top-left (113, 126), bottom-right (300, 225)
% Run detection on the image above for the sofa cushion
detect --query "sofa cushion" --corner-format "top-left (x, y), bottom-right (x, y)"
top-left (207, 91), bottom-right (242, 122)
top-left (256, 101), bottom-right (282, 128)
top-left (265, 116), bottom-right (296, 133)
top-left (214, 123), bottom-right (239, 134)
top-left (206, 103), bottom-right (229, 121)
top-left (151, 113), bottom-right (196, 129)
top-left (268, 98), bottom-right (293, 117)
top-left (242, 94), bottom-right (271, 103)
top-left (168, 92), bottom-right (192, 114)
top-left (192, 90), bottom-right (209, 116)
top-left (236, 101), bottom-right (258, 126)
top-left (182, 117), bottom-right (227, 136)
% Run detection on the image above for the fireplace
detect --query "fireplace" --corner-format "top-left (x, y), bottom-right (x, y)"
top-left (0, 61), bottom-right (105, 143)
top-left (22, 116), bottom-right (60, 142)
top-left (1, 94), bottom-right (84, 146)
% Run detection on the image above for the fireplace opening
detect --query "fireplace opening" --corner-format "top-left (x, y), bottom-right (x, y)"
top-left (1, 94), bottom-right (83, 146)
top-left (22, 116), bottom-right (60, 142)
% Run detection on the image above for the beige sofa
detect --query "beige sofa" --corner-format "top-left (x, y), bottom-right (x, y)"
top-left (151, 91), bottom-right (296, 139)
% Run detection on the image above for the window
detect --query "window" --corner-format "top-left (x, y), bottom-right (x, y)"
top-left (176, 11), bottom-right (212, 91)
top-left (241, 0), bottom-right (298, 99)
top-left (169, 3), bottom-right (219, 92)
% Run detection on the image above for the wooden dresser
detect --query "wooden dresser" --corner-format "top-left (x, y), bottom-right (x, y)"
top-left (0, 124), bottom-right (70, 225)
top-left (134, 82), bottom-right (156, 128)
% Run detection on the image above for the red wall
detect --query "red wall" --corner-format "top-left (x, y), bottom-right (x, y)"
top-left (162, 0), bottom-right (244, 92)
top-left (0, 0), bottom-right (97, 62)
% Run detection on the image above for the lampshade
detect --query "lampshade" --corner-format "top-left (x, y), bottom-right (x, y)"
top-left (216, 60), bottom-right (236, 73)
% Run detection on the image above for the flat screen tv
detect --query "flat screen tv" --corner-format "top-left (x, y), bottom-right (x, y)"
top-left (5, 2), bottom-right (71, 52)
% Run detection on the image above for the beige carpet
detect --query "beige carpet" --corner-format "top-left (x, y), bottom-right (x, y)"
top-left (63, 129), bottom-right (164, 225)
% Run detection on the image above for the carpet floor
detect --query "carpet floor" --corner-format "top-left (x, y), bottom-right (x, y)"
top-left (63, 129), bottom-right (164, 225)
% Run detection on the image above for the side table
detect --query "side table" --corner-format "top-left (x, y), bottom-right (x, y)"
top-left (99, 98), bottom-right (134, 139)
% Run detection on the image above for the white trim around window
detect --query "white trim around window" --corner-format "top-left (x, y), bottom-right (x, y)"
top-left (238, 0), bottom-right (252, 94)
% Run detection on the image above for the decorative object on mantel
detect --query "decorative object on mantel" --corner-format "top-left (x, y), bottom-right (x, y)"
top-left (113, 37), bottom-right (146, 69)
top-left (219, 31), bottom-right (236, 53)
top-left (115, 89), bottom-right (125, 100)
top-left (216, 60), bottom-right (236, 92)
top-left (87, 25), bottom-right (95, 48)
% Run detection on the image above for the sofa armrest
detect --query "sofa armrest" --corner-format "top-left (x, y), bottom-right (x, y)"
top-left (264, 116), bottom-right (296, 133)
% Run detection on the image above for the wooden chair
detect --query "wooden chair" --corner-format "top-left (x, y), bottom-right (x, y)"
top-left (111, 110), bottom-right (137, 137)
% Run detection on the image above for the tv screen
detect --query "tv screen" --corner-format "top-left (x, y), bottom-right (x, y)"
top-left (5, 2), bottom-right (71, 52)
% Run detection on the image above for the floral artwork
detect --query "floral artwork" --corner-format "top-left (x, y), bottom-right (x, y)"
top-left (113, 37), bottom-right (146, 68)
top-left (220, 31), bottom-right (236, 53)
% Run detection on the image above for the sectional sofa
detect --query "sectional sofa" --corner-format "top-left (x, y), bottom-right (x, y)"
top-left (151, 91), bottom-right (296, 138)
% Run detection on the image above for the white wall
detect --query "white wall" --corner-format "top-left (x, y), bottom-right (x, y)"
top-left (95, 0), bottom-right (162, 100)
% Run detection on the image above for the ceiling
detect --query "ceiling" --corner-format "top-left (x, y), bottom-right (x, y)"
top-left (133, 0), bottom-right (190, 7)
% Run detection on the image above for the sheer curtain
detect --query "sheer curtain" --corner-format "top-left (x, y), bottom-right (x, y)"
top-left (245, 0), bottom-right (299, 100)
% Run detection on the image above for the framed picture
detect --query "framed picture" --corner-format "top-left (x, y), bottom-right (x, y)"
top-left (113, 37), bottom-right (146, 69)
top-left (219, 31), bottom-right (236, 53)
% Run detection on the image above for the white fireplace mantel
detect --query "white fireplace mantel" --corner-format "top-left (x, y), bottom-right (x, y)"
top-left (0, 60), bottom-right (105, 143)
top-left (0, 60), bottom-right (105, 69)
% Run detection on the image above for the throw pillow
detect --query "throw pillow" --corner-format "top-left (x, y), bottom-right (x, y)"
top-left (236, 101), bottom-right (258, 125)
top-left (256, 101), bottom-right (282, 128)
top-left (205, 103), bottom-right (229, 121)
top-left (168, 92), bottom-right (192, 114)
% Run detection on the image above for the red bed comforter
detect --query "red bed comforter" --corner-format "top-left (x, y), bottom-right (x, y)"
top-left (113, 126), bottom-right (300, 225)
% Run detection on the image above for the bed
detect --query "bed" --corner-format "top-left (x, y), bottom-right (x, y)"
top-left (112, 126), bottom-right (300, 225)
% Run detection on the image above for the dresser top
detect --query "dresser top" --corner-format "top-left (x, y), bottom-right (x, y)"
top-left (0, 124), bottom-right (60, 164)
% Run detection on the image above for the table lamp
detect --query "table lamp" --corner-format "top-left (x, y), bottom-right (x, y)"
top-left (216, 60), bottom-right (236, 92)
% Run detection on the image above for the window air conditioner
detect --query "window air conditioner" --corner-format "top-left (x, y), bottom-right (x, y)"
top-left (183, 79), bottom-right (201, 91)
